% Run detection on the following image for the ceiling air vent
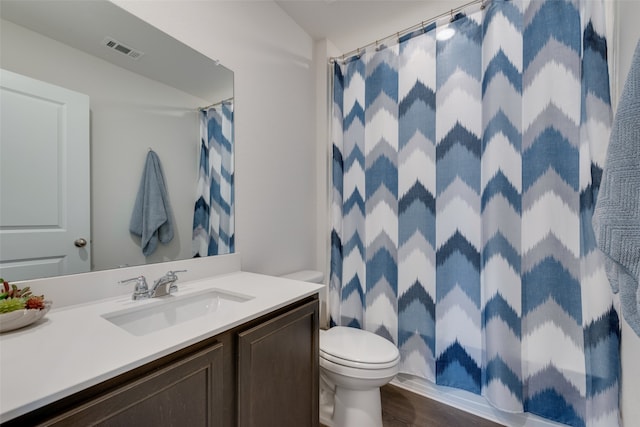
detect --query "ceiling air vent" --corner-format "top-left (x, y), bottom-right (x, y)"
top-left (102, 37), bottom-right (144, 60)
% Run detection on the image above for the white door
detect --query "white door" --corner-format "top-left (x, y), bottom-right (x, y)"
top-left (0, 69), bottom-right (90, 281)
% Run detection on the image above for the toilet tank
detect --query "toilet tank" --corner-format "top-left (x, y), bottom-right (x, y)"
top-left (281, 270), bottom-right (326, 327)
top-left (281, 270), bottom-right (324, 284)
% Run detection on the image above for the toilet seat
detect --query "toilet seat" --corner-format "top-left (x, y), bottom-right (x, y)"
top-left (320, 355), bottom-right (399, 381)
top-left (320, 327), bottom-right (400, 370)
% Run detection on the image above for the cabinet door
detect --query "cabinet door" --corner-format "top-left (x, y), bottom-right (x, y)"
top-left (238, 299), bottom-right (319, 427)
top-left (44, 342), bottom-right (224, 427)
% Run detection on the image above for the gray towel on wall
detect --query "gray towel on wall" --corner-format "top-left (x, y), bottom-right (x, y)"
top-left (129, 150), bottom-right (174, 256)
top-left (593, 39), bottom-right (640, 337)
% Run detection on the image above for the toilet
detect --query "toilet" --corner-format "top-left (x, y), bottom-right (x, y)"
top-left (281, 271), bottom-right (400, 427)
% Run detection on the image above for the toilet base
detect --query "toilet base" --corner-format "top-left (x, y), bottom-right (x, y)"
top-left (323, 385), bottom-right (383, 427)
top-left (319, 375), bottom-right (335, 426)
top-left (319, 400), bottom-right (334, 427)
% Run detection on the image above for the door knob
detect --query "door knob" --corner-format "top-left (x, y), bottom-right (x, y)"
top-left (74, 238), bottom-right (87, 248)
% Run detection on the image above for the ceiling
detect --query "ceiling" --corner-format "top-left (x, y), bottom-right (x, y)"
top-left (276, 0), bottom-right (468, 54)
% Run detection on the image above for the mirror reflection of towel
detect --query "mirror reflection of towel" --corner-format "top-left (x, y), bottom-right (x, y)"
top-left (129, 150), bottom-right (174, 256)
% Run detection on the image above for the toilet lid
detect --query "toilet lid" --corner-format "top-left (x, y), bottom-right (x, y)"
top-left (320, 327), bottom-right (400, 368)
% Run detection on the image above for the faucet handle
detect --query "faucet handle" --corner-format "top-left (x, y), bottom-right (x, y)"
top-left (119, 276), bottom-right (150, 300)
top-left (167, 269), bottom-right (187, 277)
top-left (165, 270), bottom-right (187, 294)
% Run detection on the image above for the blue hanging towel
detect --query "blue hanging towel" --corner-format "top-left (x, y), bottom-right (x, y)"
top-left (129, 150), bottom-right (174, 256)
top-left (593, 39), bottom-right (640, 336)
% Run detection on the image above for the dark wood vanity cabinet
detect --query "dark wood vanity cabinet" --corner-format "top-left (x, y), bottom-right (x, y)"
top-left (238, 300), bottom-right (319, 427)
top-left (2, 296), bottom-right (319, 427)
top-left (42, 343), bottom-right (225, 427)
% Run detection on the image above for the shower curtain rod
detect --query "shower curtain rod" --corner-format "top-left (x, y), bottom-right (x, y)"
top-left (329, 0), bottom-right (485, 63)
top-left (198, 97), bottom-right (234, 111)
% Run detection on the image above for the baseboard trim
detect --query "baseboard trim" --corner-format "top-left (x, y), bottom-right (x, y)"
top-left (391, 374), bottom-right (566, 427)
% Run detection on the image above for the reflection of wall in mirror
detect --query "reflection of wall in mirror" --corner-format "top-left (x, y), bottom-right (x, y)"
top-left (0, 19), bottom-right (211, 272)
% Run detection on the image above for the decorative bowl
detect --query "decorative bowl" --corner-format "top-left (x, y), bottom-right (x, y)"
top-left (0, 301), bottom-right (52, 333)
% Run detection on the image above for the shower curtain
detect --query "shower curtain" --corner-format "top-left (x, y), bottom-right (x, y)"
top-left (329, 1), bottom-right (619, 426)
top-left (193, 101), bottom-right (234, 256)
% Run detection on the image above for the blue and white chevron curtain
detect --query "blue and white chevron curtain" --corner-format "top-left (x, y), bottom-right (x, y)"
top-left (330, 1), bottom-right (620, 426)
top-left (193, 101), bottom-right (234, 256)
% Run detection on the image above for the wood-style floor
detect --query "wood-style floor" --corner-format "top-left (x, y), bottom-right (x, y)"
top-left (321, 384), bottom-right (504, 427)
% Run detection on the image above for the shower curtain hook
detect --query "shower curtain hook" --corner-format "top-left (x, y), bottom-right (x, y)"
top-left (450, 9), bottom-right (454, 22)
top-left (480, 1), bottom-right (486, 10)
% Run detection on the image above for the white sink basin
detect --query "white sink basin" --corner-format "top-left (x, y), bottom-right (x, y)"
top-left (102, 289), bottom-right (253, 336)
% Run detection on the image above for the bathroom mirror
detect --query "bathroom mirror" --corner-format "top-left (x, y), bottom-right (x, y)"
top-left (0, 0), bottom-right (234, 281)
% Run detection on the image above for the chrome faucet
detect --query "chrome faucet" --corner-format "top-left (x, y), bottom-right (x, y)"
top-left (119, 270), bottom-right (187, 300)
top-left (119, 276), bottom-right (151, 301)
top-left (150, 270), bottom-right (187, 297)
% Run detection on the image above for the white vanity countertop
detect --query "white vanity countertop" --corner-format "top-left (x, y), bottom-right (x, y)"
top-left (0, 271), bottom-right (323, 422)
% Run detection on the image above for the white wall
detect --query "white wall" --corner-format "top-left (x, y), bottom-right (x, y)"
top-left (313, 38), bottom-right (341, 326)
top-left (614, 3), bottom-right (640, 426)
top-left (112, 0), bottom-right (318, 277)
top-left (1, 20), bottom-right (204, 271)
